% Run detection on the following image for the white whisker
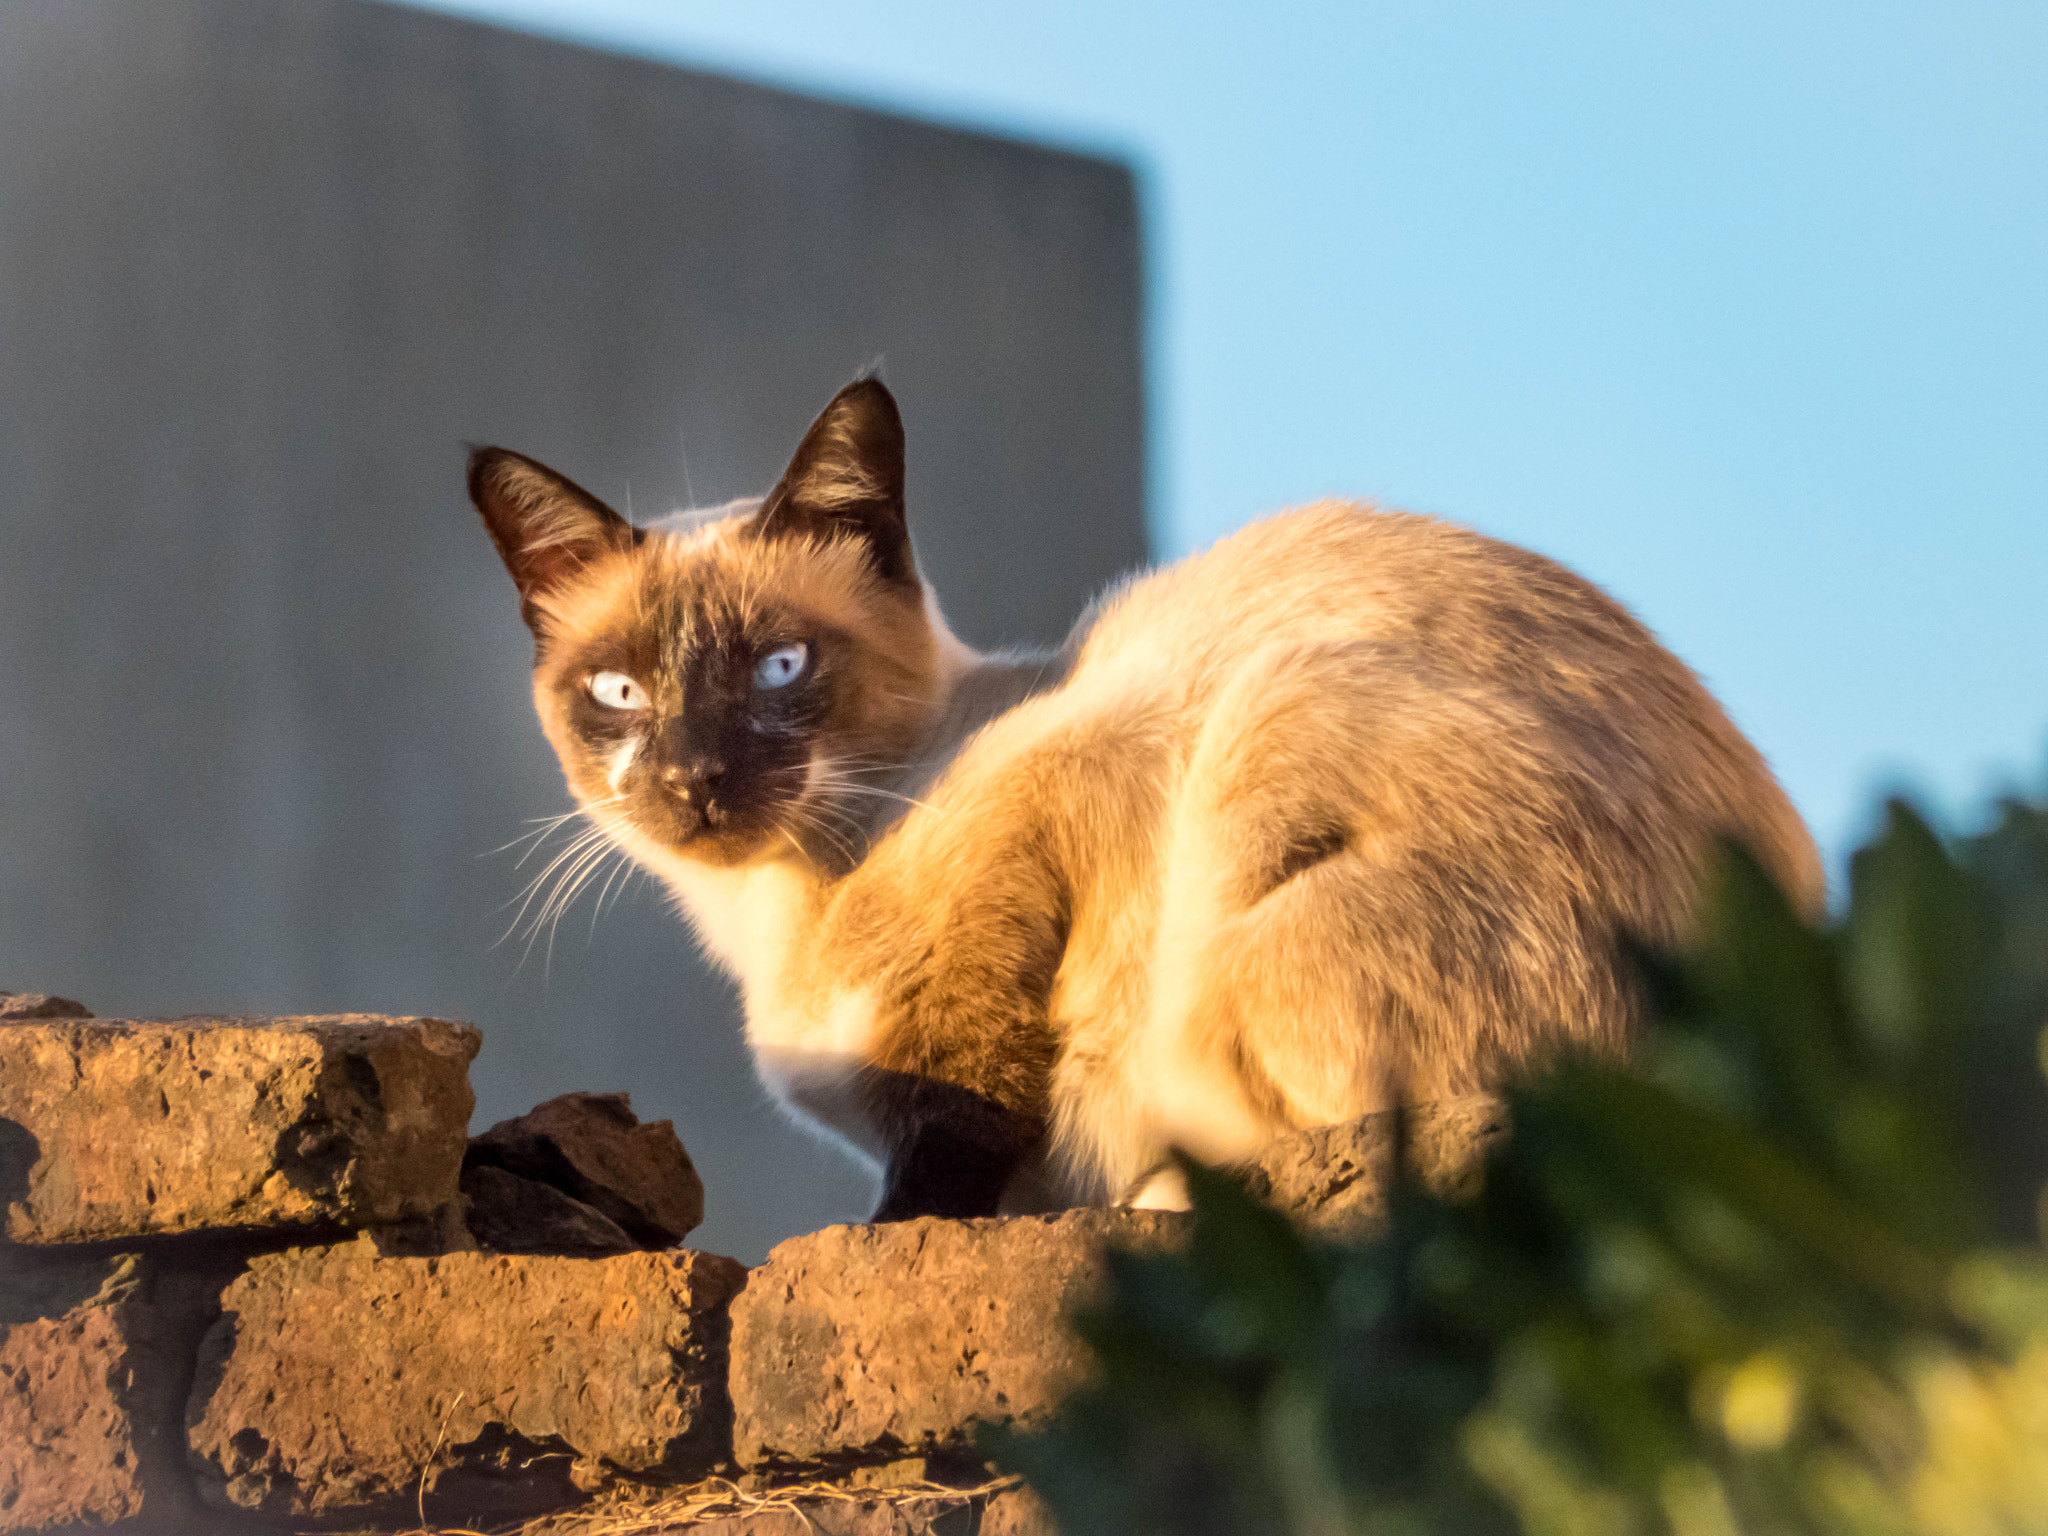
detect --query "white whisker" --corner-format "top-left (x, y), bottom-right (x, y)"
top-left (486, 794), bottom-right (638, 972)
top-left (498, 825), bottom-right (612, 944)
top-left (587, 848), bottom-right (636, 938)
top-left (529, 833), bottom-right (621, 974)
top-left (482, 804), bottom-right (603, 860)
top-left (780, 799), bottom-right (861, 866)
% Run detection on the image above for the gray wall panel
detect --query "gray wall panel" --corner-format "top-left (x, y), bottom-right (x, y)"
top-left (0, 0), bottom-right (1146, 1259)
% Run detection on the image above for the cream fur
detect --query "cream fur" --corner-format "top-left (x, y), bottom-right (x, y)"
top-left (524, 490), bottom-right (1823, 1209)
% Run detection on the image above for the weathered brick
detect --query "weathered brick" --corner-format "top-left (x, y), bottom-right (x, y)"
top-left (0, 1015), bottom-right (478, 1244)
top-left (730, 1212), bottom-right (1185, 1472)
top-left (0, 1248), bottom-right (233, 1532)
top-left (186, 1243), bottom-right (747, 1524)
top-left (1241, 1095), bottom-right (1510, 1240)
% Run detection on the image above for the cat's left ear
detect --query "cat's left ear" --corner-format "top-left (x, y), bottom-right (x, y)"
top-left (467, 447), bottom-right (642, 631)
top-left (750, 378), bottom-right (915, 590)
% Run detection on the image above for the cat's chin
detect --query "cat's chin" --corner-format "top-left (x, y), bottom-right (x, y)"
top-left (684, 838), bottom-right (781, 870)
top-left (580, 798), bottom-right (786, 877)
top-left (649, 822), bottom-right (792, 872)
top-left (597, 792), bottom-right (788, 870)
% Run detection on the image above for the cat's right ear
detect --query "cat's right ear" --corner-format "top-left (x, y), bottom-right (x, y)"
top-left (467, 447), bottom-right (641, 631)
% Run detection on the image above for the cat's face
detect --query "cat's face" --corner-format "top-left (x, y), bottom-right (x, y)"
top-left (471, 380), bottom-right (944, 868)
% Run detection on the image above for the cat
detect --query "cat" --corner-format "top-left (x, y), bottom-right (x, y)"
top-left (469, 377), bottom-right (1823, 1221)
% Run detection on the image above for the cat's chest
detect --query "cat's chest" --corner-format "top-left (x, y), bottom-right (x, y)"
top-left (652, 856), bottom-right (812, 992)
top-left (662, 857), bottom-right (889, 1155)
top-left (649, 855), bottom-right (875, 1065)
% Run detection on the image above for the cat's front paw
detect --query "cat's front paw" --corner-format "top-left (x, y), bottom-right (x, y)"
top-left (1115, 1162), bottom-right (1191, 1212)
top-left (872, 1121), bottom-right (1022, 1222)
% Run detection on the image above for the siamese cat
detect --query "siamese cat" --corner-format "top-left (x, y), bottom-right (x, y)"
top-left (469, 378), bottom-right (1822, 1220)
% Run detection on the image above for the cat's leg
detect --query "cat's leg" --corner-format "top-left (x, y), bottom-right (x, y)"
top-left (828, 718), bottom-right (1173, 1220)
top-left (813, 775), bottom-right (1074, 1222)
top-left (1139, 639), bottom-right (1615, 1164)
top-left (864, 1067), bottom-right (1048, 1221)
top-left (1137, 641), bottom-right (1390, 1167)
top-left (993, 1143), bottom-right (1073, 1216)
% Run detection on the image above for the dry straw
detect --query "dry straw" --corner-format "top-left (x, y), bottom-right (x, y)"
top-left (375, 1471), bottom-right (1024, 1535)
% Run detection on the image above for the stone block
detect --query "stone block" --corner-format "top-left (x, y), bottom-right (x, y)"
top-left (979, 1487), bottom-right (1056, 1535)
top-left (186, 1243), bottom-right (748, 1524)
top-left (0, 1248), bottom-right (233, 1532)
top-left (1242, 1095), bottom-right (1510, 1240)
top-left (467, 1091), bottom-right (703, 1247)
top-left (0, 1014), bottom-right (479, 1244)
top-left (731, 1211), bottom-right (1185, 1472)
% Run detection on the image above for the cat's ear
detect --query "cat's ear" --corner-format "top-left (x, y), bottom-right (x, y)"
top-left (750, 378), bottom-right (915, 589)
top-left (467, 447), bottom-right (641, 628)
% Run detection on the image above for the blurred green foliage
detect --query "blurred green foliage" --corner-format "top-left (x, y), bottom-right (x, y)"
top-left (993, 795), bottom-right (2048, 1535)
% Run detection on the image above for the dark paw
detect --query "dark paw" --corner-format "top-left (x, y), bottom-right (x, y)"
top-left (873, 1119), bottom-right (1022, 1222)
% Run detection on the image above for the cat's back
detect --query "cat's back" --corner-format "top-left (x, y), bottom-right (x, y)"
top-left (1077, 501), bottom-right (1661, 694)
top-left (1065, 500), bottom-right (1822, 915)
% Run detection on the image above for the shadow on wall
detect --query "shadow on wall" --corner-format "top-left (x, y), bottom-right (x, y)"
top-left (0, 0), bottom-right (1146, 1261)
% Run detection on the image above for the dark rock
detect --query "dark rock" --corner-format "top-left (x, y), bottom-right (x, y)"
top-left (731, 1210), bottom-right (1186, 1472)
top-left (186, 1243), bottom-right (747, 1524)
top-left (0, 1014), bottom-right (479, 1245)
top-left (467, 1091), bottom-right (704, 1247)
top-left (1242, 1095), bottom-right (1511, 1240)
top-left (0, 990), bottom-right (90, 1019)
top-left (462, 1163), bottom-right (636, 1256)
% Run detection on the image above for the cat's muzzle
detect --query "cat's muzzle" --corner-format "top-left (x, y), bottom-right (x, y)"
top-left (659, 761), bottom-right (730, 830)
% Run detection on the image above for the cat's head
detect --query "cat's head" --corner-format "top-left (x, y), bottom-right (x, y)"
top-left (470, 379), bottom-right (958, 869)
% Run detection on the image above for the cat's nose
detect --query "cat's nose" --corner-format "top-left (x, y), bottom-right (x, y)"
top-left (660, 757), bottom-right (725, 805)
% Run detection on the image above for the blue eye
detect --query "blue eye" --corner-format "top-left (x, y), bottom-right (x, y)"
top-left (755, 642), bottom-right (808, 688)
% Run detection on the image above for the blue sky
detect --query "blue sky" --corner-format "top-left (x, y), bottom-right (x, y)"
top-left (404, 0), bottom-right (2046, 874)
